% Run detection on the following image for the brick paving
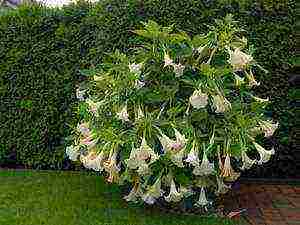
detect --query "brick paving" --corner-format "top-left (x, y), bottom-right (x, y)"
top-left (222, 183), bottom-right (300, 225)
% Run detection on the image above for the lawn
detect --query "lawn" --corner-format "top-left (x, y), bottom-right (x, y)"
top-left (0, 170), bottom-right (243, 225)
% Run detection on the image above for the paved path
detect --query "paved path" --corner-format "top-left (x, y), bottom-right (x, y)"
top-left (222, 183), bottom-right (300, 225)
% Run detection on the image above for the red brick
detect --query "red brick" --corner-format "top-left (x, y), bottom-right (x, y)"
top-left (265, 186), bottom-right (281, 193)
top-left (281, 188), bottom-right (296, 194)
top-left (265, 219), bottom-right (287, 225)
top-left (294, 187), bottom-right (300, 193)
top-left (280, 209), bottom-right (300, 220)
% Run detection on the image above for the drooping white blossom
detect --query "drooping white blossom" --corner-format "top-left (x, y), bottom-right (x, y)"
top-left (215, 176), bottom-right (231, 196)
top-left (80, 135), bottom-right (98, 149)
top-left (193, 151), bottom-right (214, 176)
top-left (126, 138), bottom-right (159, 176)
top-left (220, 154), bottom-right (240, 181)
top-left (258, 120), bottom-right (279, 137)
top-left (125, 146), bottom-right (140, 170)
top-left (138, 137), bottom-right (159, 163)
top-left (240, 150), bottom-right (256, 170)
top-left (173, 63), bottom-right (185, 77)
top-left (228, 48), bottom-right (253, 71)
top-left (212, 95), bottom-right (231, 113)
top-left (253, 142), bottom-right (275, 165)
top-left (136, 163), bottom-right (151, 176)
top-left (80, 151), bottom-right (105, 172)
top-left (158, 128), bottom-right (187, 153)
top-left (173, 128), bottom-right (188, 150)
top-left (142, 177), bottom-right (164, 204)
top-left (129, 63), bottom-right (143, 75)
top-left (164, 52), bottom-right (174, 67)
top-left (234, 74), bottom-right (245, 87)
top-left (221, 154), bottom-right (234, 178)
top-left (195, 187), bottom-right (210, 207)
top-left (185, 141), bottom-right (199, 166)
top-left (80, 151), bottom-right (97, 169)
top-left (135, 79), bottom-right (145, 89)
top-left (189, 90), bottom-right (208, 109)
top-left (136, 105), bottom-right (144, 121)
top-left (116, 105), bottom-right (130, 122)
top-left (252, 96), bottom-right (269, 103)
top-left (158, 128), bottom-right (187, 167)
top-left (165, 179), bottom-right (183, 203)
top-left (124, 183), bottom-right (144, 203)
top-left (246, 70), bottom-right (260, 87)
top-left (76, 87), bottom-right (85, 101)
top-left (170, 148), bottom-right (185, 168)
top-left (66, 145), bottom-right (80, 161)
top-left (103, 150), bottom-right (120, 183)
top-left (86, 99), bottom-right (103, 116)
top-left (77, 123), bottom-right (91, 137)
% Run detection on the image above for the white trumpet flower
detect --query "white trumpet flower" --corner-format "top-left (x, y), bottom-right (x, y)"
top-left (137, 162), bottom-right (151, 176)
top-left (129, 63), bottom-right (143, 75)
top-left (173, 63), bottom-right (185, 77)
top-left (86, 99), bottom-right (102, 116)
top-left (136, 105), bottom-right (144, 121)
top-left (234, 74), bottom-right (245, 87)
top-left (158, 128), bottom-right (187, 153)
top-left (215, 176), bottom-right (231, 196)
top-left (195, 187), bottom-right (209, 207)
top-left (142, 177), bottom-right (164, 204)
top-left (126, 138), bottom-right (159, 175)
top-left (124, 183), bottom-right (143, 203)
top-left (189, 90), bottom-right (208, 109)
top-left (103, 151), bottom-right (120, 183)
top-left (125, 146), bottom-right (140, 170)
top-left (138, 137), bottom-right (159, 163)
top-left (221, 154), bottom-right (234, 178)
top-left (241, 151), bottom-right (256, 170)
top-left (80, 135), bottom-right (98, 149)
top-left (80, 151), bottom-right (96, 169)
top-left (253, 142), bottom-right (275, 165)
top-left (246, 70), bottom-right (260, 87)
top-left (220, 154), bottom-right (241, 181)
top-left (158, 129), bottom-right (187, 167)
top-left (228, 48), bottom-right (253, 71)
top-left (259, 120), bottom-right (279, 137)
top-left (77, 122), bottom-right (91, 137)
top-left (185, 142), bottom-right (199, 167)
top-left (252, 96), bottom-right (269, 103)
top-left (80, 151), bottom-right (105, 172)
top-left (135, 79), bottom-right (145, 89)
top-left (212, 95), bottom-right (231, 113)
top-left (173, 129), bottom-right (188, 150)
top-left (164, 52), bottom-right (174, 67)
top-left (165, 179), bottom-right (183, 203)
top-left (117, 105), bottom-right (130, 122)
top-left (193, 152), bottom-right (214, 176)
top-left (76, 87), bottom-right (85, 101)
top-left (66, 145), bottom-right (80, 161)
top-left (170, 148), bottom-right (185, 168)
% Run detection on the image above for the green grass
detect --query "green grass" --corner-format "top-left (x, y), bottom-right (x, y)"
top-left (0, 170), bottom-right (242, 225)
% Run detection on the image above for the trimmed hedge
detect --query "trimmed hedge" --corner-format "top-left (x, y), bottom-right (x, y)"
top-left (0, 0), bottom-right (297, 177)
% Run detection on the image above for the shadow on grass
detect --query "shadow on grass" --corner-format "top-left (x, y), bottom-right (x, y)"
top-left (0, 170), bottom-right (243, 225)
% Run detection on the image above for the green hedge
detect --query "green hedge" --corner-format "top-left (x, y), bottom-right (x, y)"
top-left (0, 0), bottom-right (297, 177)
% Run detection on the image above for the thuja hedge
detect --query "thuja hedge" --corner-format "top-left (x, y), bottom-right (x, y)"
top-left (0, 0), bottom-right (297, 177)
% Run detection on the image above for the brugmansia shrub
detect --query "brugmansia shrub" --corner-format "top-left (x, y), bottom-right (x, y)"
top-left (66, 15), bottom-right (278, 209)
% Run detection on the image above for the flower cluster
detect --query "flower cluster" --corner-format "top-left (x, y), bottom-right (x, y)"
top-left (66, 18), bottom-right (278, 210)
